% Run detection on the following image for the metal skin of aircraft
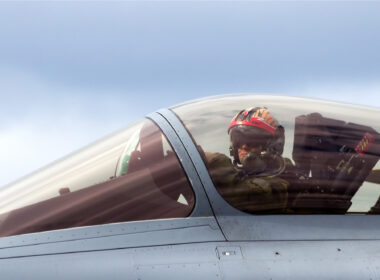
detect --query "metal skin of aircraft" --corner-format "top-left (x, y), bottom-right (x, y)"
top-left (1, 95), bottom-right (380, 279)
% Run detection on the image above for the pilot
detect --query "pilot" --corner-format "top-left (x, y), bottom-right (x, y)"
top-left (205, 107), bottom-right (290, 213)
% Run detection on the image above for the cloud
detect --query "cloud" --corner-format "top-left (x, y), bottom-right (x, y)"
top-left (0, 115), bottom-right (115, 187)
top-left (1, 2), bottom-right (380, 92)
top-left (287, 81), bottom-right (380, 109)
top-left (1, 65), bottom-right (380, 187)
top-left (0, 68), bottom-right (139, 187)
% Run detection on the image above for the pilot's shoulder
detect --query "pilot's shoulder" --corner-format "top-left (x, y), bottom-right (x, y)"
top-left (204, 152), bottom-right (232, 167)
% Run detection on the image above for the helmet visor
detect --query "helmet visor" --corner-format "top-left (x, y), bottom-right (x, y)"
top-left (230, 126), bottom-right (271, 150)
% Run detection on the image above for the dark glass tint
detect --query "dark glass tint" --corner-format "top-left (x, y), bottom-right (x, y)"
top-left (0, 119), bottom-right (194, 237)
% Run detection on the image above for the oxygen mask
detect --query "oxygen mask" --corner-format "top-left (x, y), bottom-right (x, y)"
top-left (240, 151), bottom-right (285, 177)
top-left (241, 151), bottom-right (267, 175)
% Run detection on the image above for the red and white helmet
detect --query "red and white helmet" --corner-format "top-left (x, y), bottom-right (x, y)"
top-left (228, 107), bottom-right (285, 164)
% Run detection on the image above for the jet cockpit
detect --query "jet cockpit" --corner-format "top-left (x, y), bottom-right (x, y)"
top-left (1, 95), bottom-right (380, 279)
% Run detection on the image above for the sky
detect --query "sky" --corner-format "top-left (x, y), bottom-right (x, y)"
top-left (1, 1), bottom-right (380, 187)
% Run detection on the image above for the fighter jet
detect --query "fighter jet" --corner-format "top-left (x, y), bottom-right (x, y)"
top-left (1, 95), bottom-right (380, 279)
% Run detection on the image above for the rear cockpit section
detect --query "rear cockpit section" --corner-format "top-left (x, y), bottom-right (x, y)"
top-left (291, 113), bottom-right (380, 213)
top-left (172, 95), bottom-right (380, 215)
top-left (0, 119), bottom-right (195, 237)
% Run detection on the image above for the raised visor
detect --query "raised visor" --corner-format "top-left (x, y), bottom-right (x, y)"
top-left (172, 95), bottom-right (380, 215)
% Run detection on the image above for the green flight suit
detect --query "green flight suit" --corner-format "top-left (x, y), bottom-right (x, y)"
top-left (205, 152), bottom-right (289, 214)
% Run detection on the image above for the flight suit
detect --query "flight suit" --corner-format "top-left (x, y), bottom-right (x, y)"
top-left (205, 152), bottom-right (289, 213)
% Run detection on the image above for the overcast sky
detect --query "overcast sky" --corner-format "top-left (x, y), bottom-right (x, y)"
top-left (1, 1), bottom-right (380, 187)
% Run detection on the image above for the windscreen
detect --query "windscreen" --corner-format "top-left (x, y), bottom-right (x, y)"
top-left (172, 95), bottom-right (380, 214)
top-left (0, 119), bottom-right (194, 237)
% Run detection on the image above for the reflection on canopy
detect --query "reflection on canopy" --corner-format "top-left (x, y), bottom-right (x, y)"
top-left (0, 119), bottom-right (195, 237)
top-left (173, 95), bottom-right (380, 214)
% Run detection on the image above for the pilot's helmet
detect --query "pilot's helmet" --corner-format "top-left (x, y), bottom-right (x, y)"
top-left (228, 107), bottom-right (285, 174)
